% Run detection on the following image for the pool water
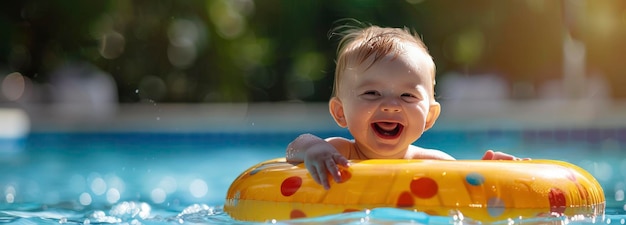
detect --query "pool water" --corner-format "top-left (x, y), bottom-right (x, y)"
top-left (1, 129), bottom-right (625, 225)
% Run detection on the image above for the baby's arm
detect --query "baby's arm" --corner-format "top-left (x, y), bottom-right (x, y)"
top-left (286, 133), bottom-right (350, 190)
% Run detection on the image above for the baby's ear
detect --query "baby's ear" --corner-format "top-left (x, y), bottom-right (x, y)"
top-left (329, 97), bottom-right (348, 128)
top-left (425, 102), bottom-right (440, 130)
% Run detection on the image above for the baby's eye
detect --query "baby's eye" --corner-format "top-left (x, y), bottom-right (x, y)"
top-left (360, 90), bottom-right (381, 99)
top-left (362, 90), bottom-right (380, 96)
top-left (401, 93), bottom-right (421, 101)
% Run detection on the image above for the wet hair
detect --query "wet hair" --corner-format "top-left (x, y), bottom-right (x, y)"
top-left (329, 23), bottom-right (436, 98)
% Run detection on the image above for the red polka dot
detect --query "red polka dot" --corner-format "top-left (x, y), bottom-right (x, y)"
top-left (339, 169), bottom-right (352, 183)
top-left (281, 176), bottom-right (302, 197)
top-left (548, 188), bottom-right (566, 214)
top-left (396, 191), bottom-right (414, 207)
top-left (290, 209), bottom-right (306, 219)
top-left (343, 208), bottom-right (360, 213)
top-left (410, 177), bottom-right (438, 199)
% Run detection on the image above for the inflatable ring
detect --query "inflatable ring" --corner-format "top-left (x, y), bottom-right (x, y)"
top-left (225, 158), bottom-right (605, 222)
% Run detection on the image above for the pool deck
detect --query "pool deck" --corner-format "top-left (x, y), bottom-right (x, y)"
top-left (2, 99), bottom-right (626, 134)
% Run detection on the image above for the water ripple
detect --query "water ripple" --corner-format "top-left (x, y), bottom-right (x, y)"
top-left (0, 202), bottom-right (625, 225)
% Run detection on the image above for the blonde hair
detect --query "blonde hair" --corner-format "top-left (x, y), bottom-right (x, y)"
top-left (330, 24), bottom-right (436, 98)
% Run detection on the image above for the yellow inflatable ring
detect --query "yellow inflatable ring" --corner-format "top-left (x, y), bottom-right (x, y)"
top-left (225, 158), bottom-right (605, 222)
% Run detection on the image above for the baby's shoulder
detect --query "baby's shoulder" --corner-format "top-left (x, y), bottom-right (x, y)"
top-left (407, 145), bottom-right (455, 160)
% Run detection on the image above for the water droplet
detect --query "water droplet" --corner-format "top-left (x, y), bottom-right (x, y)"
top-left (189, 179), bottom-right (208, 198)
top-left (156, 117), bottom-right (160, 121)
top-left (5, 193), bottom-right (14, 203)
top-left (616, 189), bottom-right (624, 201)
top-left (158, 176), bottom-right (178, 193)
top-left (135, 89), bottom-right (139, 94)
top-left (107, 188), bottom-right (121, 204)
top-left (79, 192), bottom-right (92, 206)
top-left (151, 188), bottom-right (167, 204)
top-left (91, 178), bottom-right (107, 195)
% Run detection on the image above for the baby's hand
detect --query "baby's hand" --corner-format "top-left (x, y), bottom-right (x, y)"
top-left (482, 150), bottom-right (530, 160)
top-left (303, 141), bottom-right (350, 190)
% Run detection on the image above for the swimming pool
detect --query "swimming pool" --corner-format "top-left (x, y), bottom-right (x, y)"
top-left (1, 103), bottom-right (625, 224)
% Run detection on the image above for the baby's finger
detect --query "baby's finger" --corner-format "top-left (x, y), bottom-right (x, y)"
top-left (316, 164), bottom-right (330, 190)
top-left (333, 154), bottom-right (350, 167)
top-left (306, 164), bottom-right (321, 185)
top-left (481, 150), bottom-right (494, 160)
top-left (325, 160), bottom-right (341, 183)
top-left (493, 151), bottom-right (515, 160)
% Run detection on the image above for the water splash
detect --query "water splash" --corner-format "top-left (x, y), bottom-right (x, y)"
top-left (86, 210), bottom-right (122, 223)
top-left (172, 204), bottom-right (222, 224)
top-left (109, 201), bottom-right (151, 220)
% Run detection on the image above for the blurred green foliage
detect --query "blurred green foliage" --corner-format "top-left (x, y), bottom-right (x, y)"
top-left (1, 0), bottom-right (625, 102)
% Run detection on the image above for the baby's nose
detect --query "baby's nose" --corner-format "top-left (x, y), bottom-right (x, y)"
top-left (381, 102), bottom-right (401, 112)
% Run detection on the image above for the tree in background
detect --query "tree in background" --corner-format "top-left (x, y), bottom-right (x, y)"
top-left (1, 0), bottom-right (624, 103)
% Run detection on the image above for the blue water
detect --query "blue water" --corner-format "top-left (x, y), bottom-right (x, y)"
top-left (0, 129), bottom-right (625, 224)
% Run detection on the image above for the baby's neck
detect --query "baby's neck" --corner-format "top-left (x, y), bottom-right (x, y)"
top-left (351, 142), bottom-right (409, 159)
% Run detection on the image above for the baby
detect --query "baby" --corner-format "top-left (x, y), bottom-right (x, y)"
top-left (286, 24), bottom-right (522, 190)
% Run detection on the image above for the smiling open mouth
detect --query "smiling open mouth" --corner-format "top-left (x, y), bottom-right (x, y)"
top-left (372, 122), bottom-right (403, 139)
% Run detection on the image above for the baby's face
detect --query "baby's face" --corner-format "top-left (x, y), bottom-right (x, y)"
top-left (335, 45), bottom-right (437, 158)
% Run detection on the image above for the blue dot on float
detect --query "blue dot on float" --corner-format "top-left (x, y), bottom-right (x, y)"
top-left (465, 172), bottom-right (485, 186)
top-left (487, 197), bottom-right (505, 217)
